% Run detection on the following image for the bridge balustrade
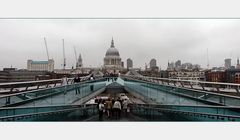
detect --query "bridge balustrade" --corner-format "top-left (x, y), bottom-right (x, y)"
top-left (0, 78), bottom-right (106, 107)
top-left (131, 104), bottom-right (240, 121)
top-left (0, 75), bottom-right (101, 94)
top-left (123, 76), bottom-right (240, 106)
top-left (122, 75), bottom-right (240, 94)
top-left (0, 104), bottom-right (97, 121)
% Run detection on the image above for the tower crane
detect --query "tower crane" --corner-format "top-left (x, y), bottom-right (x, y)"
top-left (44, 37), bottom-right (50, 60)
top-left (62, 39), bottom-right (66, 69)
top-left (73, 46), bottom-right (78, 67)
top-left (207, 48), bottom-right (209, 69)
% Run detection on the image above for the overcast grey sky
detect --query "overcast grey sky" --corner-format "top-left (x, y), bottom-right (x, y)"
top-left (0, 19), bottom-right (240, 70)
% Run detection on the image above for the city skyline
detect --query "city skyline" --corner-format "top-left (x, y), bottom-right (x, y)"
top-left (1, 19), bottom-right (240, 70)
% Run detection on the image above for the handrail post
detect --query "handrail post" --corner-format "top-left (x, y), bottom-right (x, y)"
top-left (25, 86), bottom-right (29, 91)
top-left (235, 86), bottom-right (240, 94)
top-left (37, 84), bottom-right (40, 89)
top-left (180, 81), bottom-right (184, 87)
top-left (200, 83), bottom-right (205, 90)
top-left (173, 81), bottom-right (176, 86)
top-left (54, 82), bottom-right (57, 87)
top-left (189, 83), bottom-right (193, 89)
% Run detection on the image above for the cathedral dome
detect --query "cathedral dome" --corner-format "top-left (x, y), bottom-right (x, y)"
top-left (103, 38), bottom-right (122, 69)
top-left (105, 38), bottom-right (120, 56)
top-left (105, 47), bottom-right (120, 56)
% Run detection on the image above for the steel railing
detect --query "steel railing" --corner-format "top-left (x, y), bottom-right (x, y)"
top-left (121, 75), bottom-right (240, 94)
top-left (131, 103), bottom-right (240, 121)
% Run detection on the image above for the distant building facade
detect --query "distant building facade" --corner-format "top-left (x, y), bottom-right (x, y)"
top-left (205, 70), bottom-right (226, 82)
top-left (0, 68), bottom-right (52, 83)
top-left (150, 59), bottom-right (157, 68)
top-left (167, 60), bottom-right (201, 71)
top-left (235, 73), bottom-right (240, 84)
top-left (149, 58), bottom-right (159, 71)
top-left (205, 69), bottom-right (240, 84)
top-left (127, 58), bottom-right (133, 69)
top-left (175, 60), bottom-right (181, 69)
top-left (225, 58), bottom-right (231, 69)
top-left (167, 61), bottom-right (175, 70)
top-left (168, 69), bottom-right (205, 81)
top-left (27, 59), bottom-right (54, 72)
top-left (236, 58), bottom-right (240, 69)
top-left (225, 69), bottom-right (240, 83)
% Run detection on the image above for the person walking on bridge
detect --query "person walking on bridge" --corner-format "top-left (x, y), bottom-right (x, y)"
top-left (62, 75), bottom-right (68, 86)
top-left (105, 98), bottom-right (112, 118)
top-left (98, 99), bottom-right (105, 121)
top-left (74, 76), bottom-right (81, 94)
top-left (62, 75), bottom-right (68, 95)
top-left (122, 99), bottom-right (130, 117)
top-left (113, 98), bottom-right (121, 120)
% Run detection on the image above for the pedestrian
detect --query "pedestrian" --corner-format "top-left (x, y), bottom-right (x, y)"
top-left (77, 76), bottom-right (81, 92)
top-left (74, 76), bottom-right (80, 94)
top-left (98, 99), bottom-right (104, 121)
top-left (122, 99), bottom-right (130, 117)
top-left (105, 98), bottom-right (112, 118)
top-left (73, 76), bottom-right (77, 83)
top-left (112, 98), bottom-right (121, 120)
top-left (90, 84), bottom-right (94, 91)
top-left (62, 75), bottom-right (68, 94)
top-left (111, 98), bottom-right (115, 117)
top-left (76, 76), bottom-right (81, 83)
top-left (62, 75), bottom-right (68, 86)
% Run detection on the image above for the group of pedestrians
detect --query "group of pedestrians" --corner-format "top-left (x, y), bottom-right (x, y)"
top-left (97, 97), bottom-right (130, 121)
top-left (106, 77), bottom-right (118, 82)
top-left (104, 73), bottom-right (119, 82)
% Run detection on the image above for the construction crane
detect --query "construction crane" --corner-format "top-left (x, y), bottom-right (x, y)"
top-left (73, 46), bottom-right (78, 67)
top-left (62, 39), bottom-right (66, 69)
top-left (207, 48), bottom-right (209, 69)
top-left (44, 37), bottom-right (50, 60)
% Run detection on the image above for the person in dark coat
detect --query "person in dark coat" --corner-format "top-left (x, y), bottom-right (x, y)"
top-left (98, 99), bottom-right (104, 121)
top-left (74, 76), bottom-right (80, 94)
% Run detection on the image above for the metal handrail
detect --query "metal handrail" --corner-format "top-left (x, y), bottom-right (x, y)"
top-left (124, 76), bottom-right (240, 99)
top-left (132, 103), bottom-right (240, 120)
top-left (0, 104), bottom-right (97, 121)
top-left (122, 75), bottom-right (240, 93)
top-left (0, 104), bottom-right (95, 111)
top-left (0, 75), bottom-right (103, 94)
top-left (133, 103), bottom-right (240, 109)
top-left (124, 75), bottom-right (240, 86)
top-left (0, 77), bottom-right (104, 99)
top-left (136, 106), bottom-right (240, 120)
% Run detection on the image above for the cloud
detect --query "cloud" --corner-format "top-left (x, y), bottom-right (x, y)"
top-left (0, 19), bottom-right (240, 70)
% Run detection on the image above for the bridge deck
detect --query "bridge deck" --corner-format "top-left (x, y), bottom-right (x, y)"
top-left (1, 77), bottom-right (240, 121)
top-left (85, 113), bottom-right (147, 121)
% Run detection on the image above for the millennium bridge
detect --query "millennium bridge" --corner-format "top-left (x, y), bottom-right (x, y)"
top-left (1, 73), bottom-right (240, 121)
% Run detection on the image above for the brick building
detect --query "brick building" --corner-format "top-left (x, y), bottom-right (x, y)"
top-left (205, 70), bottom-right (226, 82)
